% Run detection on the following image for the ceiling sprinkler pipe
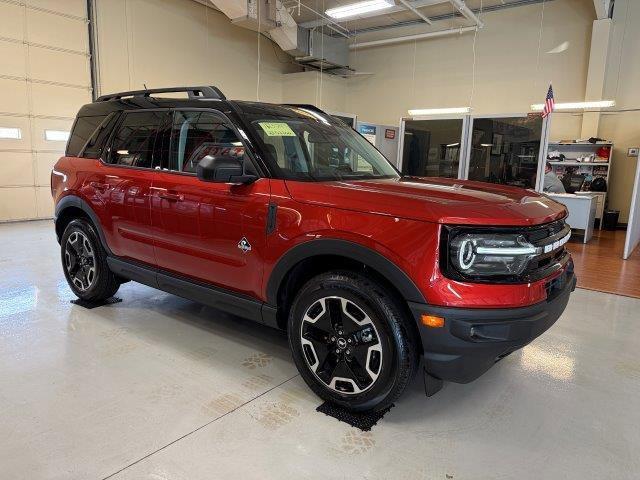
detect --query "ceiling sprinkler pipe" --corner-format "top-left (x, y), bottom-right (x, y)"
top-left (348, 26), bottom-right (477, 49)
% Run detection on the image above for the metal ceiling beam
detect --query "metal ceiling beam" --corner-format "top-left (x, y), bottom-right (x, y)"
top-left (299, 0), bottom-right (448, 28)
top-left (340, 0), bottom-right (552, 37)
top-left (397, 0), bottom-right (433, 25)
top-left (449, 0), bottom-right (484, 28)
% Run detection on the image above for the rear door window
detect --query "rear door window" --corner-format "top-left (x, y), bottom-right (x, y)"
top-left (107, 111), bottom-right (165, 168)
top-left (167, 110), bottom-right (250, 174)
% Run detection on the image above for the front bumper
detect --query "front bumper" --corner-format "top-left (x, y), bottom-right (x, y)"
top-left (409, 266), bottom-right (576, 384)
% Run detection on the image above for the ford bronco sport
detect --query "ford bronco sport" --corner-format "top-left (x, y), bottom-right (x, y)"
top-left (52, 86), bottom-right (576, 412)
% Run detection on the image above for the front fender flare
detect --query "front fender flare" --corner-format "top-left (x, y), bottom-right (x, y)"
top-left (265, 238), bottom-right (427, 306)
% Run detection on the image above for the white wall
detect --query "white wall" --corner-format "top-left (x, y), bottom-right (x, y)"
top-left (281, 71), bottom-right (347, 113)
top-left (624, 157), bottom-right (640, 258)
top-left (95, 0), bottom-right (292, 103)
top-left (600, 0), bottom-right (640, 222)
top-left (344, 0), bottom-right (594, 140)
top-left (0, 0), bottom-right (91, 221)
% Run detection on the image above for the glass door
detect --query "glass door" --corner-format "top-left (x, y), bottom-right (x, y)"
top-left (464, 114), bottom-right (546, 189)
top-left (398, 117), bottom-right (468, 178)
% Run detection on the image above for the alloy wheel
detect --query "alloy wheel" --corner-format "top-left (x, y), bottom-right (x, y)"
top-left (300, 296), bottom-right (383, 395)
top-left (64, 231), bottom-right (96, 292)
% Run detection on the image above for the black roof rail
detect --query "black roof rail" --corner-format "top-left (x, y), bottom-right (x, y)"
top-left (284, 104), bottom-right (328, 115)
top-left (95, 86), bottom-right (226, 102)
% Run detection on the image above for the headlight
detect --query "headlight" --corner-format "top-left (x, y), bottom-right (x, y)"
top-left (449, 232), bottom-right (537, 277)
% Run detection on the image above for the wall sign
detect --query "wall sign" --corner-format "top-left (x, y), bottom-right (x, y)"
top-left (359, 125), bottom-right (376, 135)
top-left (385, 129), bottom-right (396, 140)
top-left (358, 124), bottom-right (377, 146)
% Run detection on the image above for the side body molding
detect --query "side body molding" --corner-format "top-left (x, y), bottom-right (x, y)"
top-left (265, 239), bottom-right (427, 306)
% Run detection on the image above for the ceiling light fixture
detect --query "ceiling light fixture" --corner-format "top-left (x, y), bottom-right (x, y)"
top-left (326, 0), bottom-right (394, 19)
top-left (530, 100), bottom-right (615, 111)
top-left (408, 107), bottom-right (472, 116)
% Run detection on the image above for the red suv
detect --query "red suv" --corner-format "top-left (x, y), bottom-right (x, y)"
top-left (52, 86), bottom-right (575, 412)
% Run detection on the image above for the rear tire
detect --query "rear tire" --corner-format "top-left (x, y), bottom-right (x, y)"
top-left (61, 218), bottom-right (120, 302)
top-left (288, 271), bottom-right (419, 412)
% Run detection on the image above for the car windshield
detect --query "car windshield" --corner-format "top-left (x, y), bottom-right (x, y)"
top-left (247, 109), bottom-right (399, 181)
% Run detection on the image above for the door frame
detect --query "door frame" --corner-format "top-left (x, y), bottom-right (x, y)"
top-left (397, 115), bottom-right (471, 178)
top-left (461, 112), bottom-right (551, 184)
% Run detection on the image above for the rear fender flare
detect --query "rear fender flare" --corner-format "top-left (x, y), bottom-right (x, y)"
top-left (55, 194), bottom-right (113, 255)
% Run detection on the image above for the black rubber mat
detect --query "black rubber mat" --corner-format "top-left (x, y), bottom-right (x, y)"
top-left (70, 297), bottom-right (122, 309)
top-left (316, 402), bottom-right (393, 431)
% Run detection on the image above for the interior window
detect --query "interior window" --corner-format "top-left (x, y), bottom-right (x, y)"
top-left (170, 111), bottom-right (246, 173)
top-left (109, 111), bottom-right (164, 168)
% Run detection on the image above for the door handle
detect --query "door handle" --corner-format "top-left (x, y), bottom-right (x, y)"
top-left (89, 181), bottom-right (110, 191)
top-left (158, 192), bottom-right (184, 202)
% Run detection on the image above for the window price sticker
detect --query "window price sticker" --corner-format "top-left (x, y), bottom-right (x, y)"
top-left (259, 122), bottom-right (296, 137)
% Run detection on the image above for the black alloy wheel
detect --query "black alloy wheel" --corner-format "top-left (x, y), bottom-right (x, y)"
top-left (300, 296), bottom-right (383, 395)
top-left (64, 230), bottom-right (97, 292)
top-left (288, 271), bottom-right (419, 412)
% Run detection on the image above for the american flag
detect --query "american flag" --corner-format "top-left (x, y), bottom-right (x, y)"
top-left (541, 84), bottom-right (555, 118)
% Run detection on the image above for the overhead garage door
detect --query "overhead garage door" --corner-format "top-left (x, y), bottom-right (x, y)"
top-left (0, 0), bottom-right (91, 221)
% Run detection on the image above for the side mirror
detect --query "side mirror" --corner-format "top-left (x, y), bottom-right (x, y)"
top-left (196, 155), bottom-right (257, 184)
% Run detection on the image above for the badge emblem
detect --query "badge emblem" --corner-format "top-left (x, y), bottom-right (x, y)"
top-left (238, 237), bottom-right (252, 253)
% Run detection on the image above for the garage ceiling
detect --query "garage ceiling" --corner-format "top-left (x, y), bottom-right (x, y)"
top-left (280, 0), bottom-right (550, 36)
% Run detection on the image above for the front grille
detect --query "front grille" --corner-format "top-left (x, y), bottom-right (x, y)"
top-left (521, 220), bottom-right (571, 281)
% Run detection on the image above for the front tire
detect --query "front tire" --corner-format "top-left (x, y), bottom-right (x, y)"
top-left (288, 271), bottom-right (419, 412)
top-left (61, 218), bottom-right (120, 302)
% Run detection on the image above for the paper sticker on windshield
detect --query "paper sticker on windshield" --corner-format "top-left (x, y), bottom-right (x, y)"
top-left (259, 122), bottom-right (296, 137)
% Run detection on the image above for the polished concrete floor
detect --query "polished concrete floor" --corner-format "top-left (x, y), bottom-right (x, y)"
top-left (1, 220), bottom-right (639, 480)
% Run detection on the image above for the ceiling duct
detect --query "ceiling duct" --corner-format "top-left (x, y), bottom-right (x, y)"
top-left (270, 1), bottom-right (309, 56)
top-left (210, 0), bottom-right (306, 51)
top-left (209, 0), bottom-right (351, 74)
top-left (295, 30), bottom-right (350, 74)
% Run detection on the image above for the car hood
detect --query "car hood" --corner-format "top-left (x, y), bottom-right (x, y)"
top-left (284, 176), bottom-right (567, 226)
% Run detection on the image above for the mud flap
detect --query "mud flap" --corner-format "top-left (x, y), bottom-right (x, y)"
top-left (423, 368), bottom-right (444, 397)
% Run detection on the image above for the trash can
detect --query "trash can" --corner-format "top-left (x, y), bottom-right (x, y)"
top-left (603, 210), bottom-right (619, 230)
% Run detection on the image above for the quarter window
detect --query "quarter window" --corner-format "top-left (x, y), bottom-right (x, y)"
top-left (169, 111), bottom-right (246, 173)
top-left (67, 115), bottom-right (107, 156)
top-left (108, 111), bottom-right (164, 168)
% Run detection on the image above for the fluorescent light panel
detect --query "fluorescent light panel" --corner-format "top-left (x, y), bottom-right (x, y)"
top-left (531, 100), bottom-right (615, 111)
top-left (408, 107), bottom-right (472, 116)
top-left (326, 0), bottom-right (394, 19)
top-left (0, 127), bottom-right (21, 139)
top-left (44, 130), bottom-right (70, 141)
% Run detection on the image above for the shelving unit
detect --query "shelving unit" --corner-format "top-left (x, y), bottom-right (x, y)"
top-left (548, 160), bottom-right (609, 167)
top-left (546, 142), bottom-right (613, 228)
